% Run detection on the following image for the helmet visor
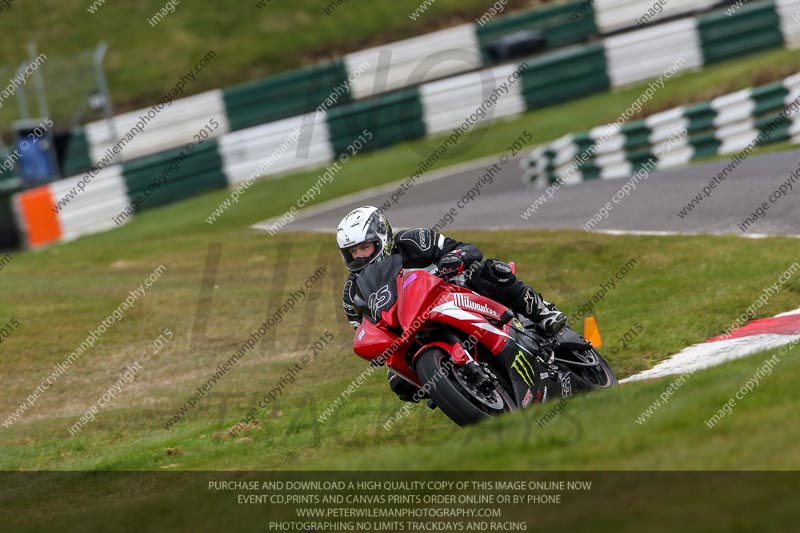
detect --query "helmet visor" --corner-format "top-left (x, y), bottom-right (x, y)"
top-left (339, 240), bottom-right (381, 272)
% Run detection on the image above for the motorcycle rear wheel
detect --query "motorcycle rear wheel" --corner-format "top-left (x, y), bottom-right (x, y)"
top-left (556, 347), bottom-right (617, 391)
top-left (415, 348), bottom-right (513, 427)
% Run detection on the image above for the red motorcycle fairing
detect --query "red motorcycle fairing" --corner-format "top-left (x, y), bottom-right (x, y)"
top-left (353, 268), bottom-right (515, 388)
top-left (426, 293), bottom-right (512, 356)
top-left (353, 319), bottom-right (398, 360)
top-left (395, 270), bottom-right (513, 358)
top-left (353, 318), bottom-right (423, 387)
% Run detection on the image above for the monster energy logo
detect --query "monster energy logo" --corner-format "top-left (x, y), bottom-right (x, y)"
top-left (511, 351), bottom-right (536, 388)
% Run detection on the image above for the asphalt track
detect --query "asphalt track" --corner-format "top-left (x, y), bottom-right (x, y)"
top-left (253, 148), bottom-right (800, 237)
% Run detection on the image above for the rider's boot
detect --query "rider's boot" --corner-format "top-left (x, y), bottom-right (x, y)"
top-left (512, 287), bottom-right (567, 336)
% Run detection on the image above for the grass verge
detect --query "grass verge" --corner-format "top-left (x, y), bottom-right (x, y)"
top-left (1, 230), bottom-right (798, 472)
top-left (0, 0), bottom-right (538, 118)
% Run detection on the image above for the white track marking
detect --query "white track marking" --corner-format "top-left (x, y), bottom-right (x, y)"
top-left (623, 309), bottom-right (800, 383)
top-left (593, 229), bottom-right (800, 239)
top-left (622, 333), bottom-right (800, 383)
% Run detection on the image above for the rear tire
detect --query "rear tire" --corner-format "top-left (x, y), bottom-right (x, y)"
top-left (560, 347), bottom-right (617, 391)
top-left (415, 348), bottom-right (513, 427)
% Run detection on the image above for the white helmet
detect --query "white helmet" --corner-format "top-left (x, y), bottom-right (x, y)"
top-left (336, 206), bottom-right (394, 272)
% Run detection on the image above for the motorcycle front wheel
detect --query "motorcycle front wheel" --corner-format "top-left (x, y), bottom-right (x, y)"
top-left (415, 348), bottom-right (514, 427)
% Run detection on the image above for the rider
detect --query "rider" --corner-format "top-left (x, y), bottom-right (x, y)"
top-left (337, 205), bottom-right (566, 402)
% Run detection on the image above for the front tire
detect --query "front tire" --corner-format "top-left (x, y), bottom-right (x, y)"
top-left (415, 348), bottom-right (513, 427)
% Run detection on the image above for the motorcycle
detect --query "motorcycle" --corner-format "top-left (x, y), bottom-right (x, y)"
top-left (351, 255), bottom-right (617, 426)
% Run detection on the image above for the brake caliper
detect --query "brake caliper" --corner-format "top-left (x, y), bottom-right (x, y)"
top-left (461, 361), bottom-right (498, 395)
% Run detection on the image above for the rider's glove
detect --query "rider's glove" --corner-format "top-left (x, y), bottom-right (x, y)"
top-left (484, 260), bottom-right (515, 286)
top-left (437, 250), bottom-right (466, 277)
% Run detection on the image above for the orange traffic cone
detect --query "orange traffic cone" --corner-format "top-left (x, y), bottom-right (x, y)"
top-left (584, 317), bottom-right (602, 347)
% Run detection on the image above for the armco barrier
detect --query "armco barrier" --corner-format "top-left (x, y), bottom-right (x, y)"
top-left (0, 179), bottom-right (22, 248)
top-left (326, 88), bottom-right (425, 156)
top-left (13, 166), bottom-right (129, 248)
top-left (0, 164), bottom-right (16, 184)
top-left (344, 25), bottom-right (481, 101)
top-left (84, 90), bottom-right (230, 165)
top-left (593, 0), bottom-right (718, 34)
top-left (521, 72), bottom-right (800, 186)
top-left (60, 128), bottom-right (93, 177)
top-left (520, 43), bottom-right (609, 109)
top-left (475, 1), bottom-right (597, 63)
top-left (420, 63), bottom-right (527, 136)
top-left (54, 166), bottom-right (130, 243)
top-left (222, 60), bottom-right (350, 131)
top-left (698, 0), bottom-right (784, 65)
top-left (61, 0), bottom-right (798, 179)
top-left (69, 0), bottom-right (603, 175)
top-left (66, 7), bottom-right (557, 174)
top-left (219, 111), bottom-right (333, 185)
top-left (121, 140), bottom-right (227, 210)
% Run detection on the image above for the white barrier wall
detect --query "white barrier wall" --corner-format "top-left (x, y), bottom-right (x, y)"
top-left (85, 90), bottom-right (230, 165)
top-left (645, 108), bottom-right (694, 168)
top-left (420, 63), bottom-right (526, 135)
top-left (593, 0), bottom-right (717, 33)
top-left (344, 24), bottom-right (482, 100)
top-left (603, 18), bottom-right (702, 88)
top-left (219, 111), bottom-right (334, 185)
top-left (50, 166), bottom-right (130, 243)
top-left (776, 0), bottom-right (800, 48)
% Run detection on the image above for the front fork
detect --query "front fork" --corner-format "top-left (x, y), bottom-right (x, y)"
top-left (440, 327), bottom-right (502, 397)
top-left (409, 332), bottom-right (503, 411)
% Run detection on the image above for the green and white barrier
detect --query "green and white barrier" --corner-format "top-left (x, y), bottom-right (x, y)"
top-left (603, 18), bottom-right (702, 87)
top-left (219, 111), bottom-right (334, 185)
top-left (420, 63), bottom-right (527, 135)
top-left (344, 24), bottom-right (482, 101)
top-left (698, 0), bottom-right (784, 64)
top-left (222, 61), bottom-right (351, 131)
top-left (12, 1), bottom-right (800, 248)
top-left (593, 0), bottom-right (718, 33)
top-left (84, 90), bottom-right (230, 165)
top-left (521, 72), bottom-right (800, 186)
top-left (64, 0), bottom-right (794, 179)
top-left (776, 0), bottom-right (800, 47)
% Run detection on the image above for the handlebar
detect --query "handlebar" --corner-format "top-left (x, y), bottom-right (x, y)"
top-left (436, 270), bottom-right (469, 287)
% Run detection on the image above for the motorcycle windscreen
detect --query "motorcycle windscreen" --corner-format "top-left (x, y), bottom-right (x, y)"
top-left (395, 269), bottom-right (448, 332)
top-left (355, 255), bottom-right (402, 327)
